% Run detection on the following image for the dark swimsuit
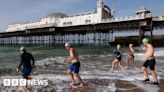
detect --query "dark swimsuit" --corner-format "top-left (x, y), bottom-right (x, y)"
top-left (69, 62), bottom-right (80, 74)
top-left (18, 52), bottom-right (35, 77)
top-left (128, 50), bottom-right (134, 59)
top-left (143, 59), bottom-right (156, 70)
top-left (114, 50), bottom-right (122, 61)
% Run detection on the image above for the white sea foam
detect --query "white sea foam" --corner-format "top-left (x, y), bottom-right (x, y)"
top-left (0, 48), bottom-right (163, 92)
top-left (35, 56), bottom-right (64, 66)
top-left (154, 50), bottom-right (164, 57)
top-left (0, 70), bottom-right (161, 83)
top-left (0, 69), bottom-right (162, 92)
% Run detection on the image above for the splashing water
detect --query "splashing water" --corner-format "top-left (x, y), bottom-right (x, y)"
top-left (0, 46), bottom-right (164, 92)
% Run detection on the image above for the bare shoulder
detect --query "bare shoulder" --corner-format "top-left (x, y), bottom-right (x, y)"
top-left (148, 43), bottom-right (154, 48)
top-left (147, 43), bottom-right (154, 52)
top-left (70, 48), bottom-right (75, 51)
top-left (70, 48), bottom-right (77, 54)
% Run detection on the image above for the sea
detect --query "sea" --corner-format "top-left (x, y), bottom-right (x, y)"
top-left (0, 46), bottom-right (164, 92)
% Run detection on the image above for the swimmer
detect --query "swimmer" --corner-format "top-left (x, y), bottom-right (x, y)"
top-left (142, 38), bottom-right (159, 85)
top-left (16, 46), bottom-right (35, 80)
top-left (111, 44), bottom-right (124, 71)
top-left (63, 43), bottom-right (85, 87)
top-left (126, 43), bottom-right (136, 69)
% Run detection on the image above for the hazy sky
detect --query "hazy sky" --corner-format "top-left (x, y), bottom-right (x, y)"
top-left (0, 0), bottom-right (163, 31)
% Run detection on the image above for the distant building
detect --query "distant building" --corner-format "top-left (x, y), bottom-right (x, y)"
top-left (6, 0), bottom-right (114, 32)
top-left (136, 6), bottom-right (151, 18)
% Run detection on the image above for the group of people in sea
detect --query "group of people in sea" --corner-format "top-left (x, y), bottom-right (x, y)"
top-left (16, 37), bottom-right (159, 88)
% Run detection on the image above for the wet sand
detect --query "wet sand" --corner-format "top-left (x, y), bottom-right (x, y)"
top-left (159, 80), bottom-right (164, 92)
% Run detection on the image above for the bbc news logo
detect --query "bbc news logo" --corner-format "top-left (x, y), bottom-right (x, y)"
top-left (3, 79), bottom-right (48, 86)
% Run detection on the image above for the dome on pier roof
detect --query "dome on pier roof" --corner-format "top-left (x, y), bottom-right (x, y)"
top-left (44, 12), bottom-right (68, 18)
top-left (136, 6), bottom-right (151, 14)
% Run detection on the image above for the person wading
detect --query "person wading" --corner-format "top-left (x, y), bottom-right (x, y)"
top-left (111, 44), bottom-right (124, 71)
top-left (16, 46), bottom-right (35, 79)
top-left (142, 38), bottom-right (159, 85)
top-left (63, 43), bottom-right (84, 87)
top-left (126, 43), bottom-right (136, 69)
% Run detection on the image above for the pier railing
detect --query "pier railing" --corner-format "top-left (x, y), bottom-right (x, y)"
top-left (6, 23), bottom-right (57, 32)
top-left (6, 15), bottom-right (154, 32)
top-left (153, 15), bottom-right (164, 21)
top-left (26, 23), bottom-right (57, 29)
top-left (102, 15), bottom-right (151, 23)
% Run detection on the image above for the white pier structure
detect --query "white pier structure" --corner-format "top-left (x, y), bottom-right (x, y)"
top-left (6, 0), bottom-right (114, 32)
top-left (2, 0), bottom-right (164, 46)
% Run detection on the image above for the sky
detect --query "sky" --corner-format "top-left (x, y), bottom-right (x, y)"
top-left (0, 0), bottom-right (164, 31)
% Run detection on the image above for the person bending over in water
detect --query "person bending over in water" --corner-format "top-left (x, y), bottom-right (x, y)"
top-left (63, 43), bottom-right (84, 87)
top-left (111, 44), bottom-right (124, 71)
top-left (16, 46), bottom-right (35, 79)
top-left (126, 43), bottom-right (136, 69)
top-left (142, 38), bottom-right (159, 85)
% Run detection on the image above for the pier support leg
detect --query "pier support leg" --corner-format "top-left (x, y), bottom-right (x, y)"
top-left (150, 29), bottom-right (153, 44)
top-left (139, 29), bottom-right (144, 46)
top-left (150, 20), bottom-right (153, 44)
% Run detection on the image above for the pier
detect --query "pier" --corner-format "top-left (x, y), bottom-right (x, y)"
top-left (0, 16), bottom-right (164, 46)
top-left (0, 0), bottom-right (164, 47)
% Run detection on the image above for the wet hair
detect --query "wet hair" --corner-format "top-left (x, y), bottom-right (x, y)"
top-left (20, 46), bottom-right (26, 52)
top-left (22, 49), bottom-right (26, 52)
top-left (129, 43), bottom-right (133, 47)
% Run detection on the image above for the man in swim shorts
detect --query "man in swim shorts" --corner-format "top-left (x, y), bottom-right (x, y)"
top-left (142, 38), bottom-right (159, 85)
top-left (16, 46), bottom-right (35, 79)
top-left (111, 44), bottom-right (124, 71)
top-left (63, 43), bottom-right (84, 87)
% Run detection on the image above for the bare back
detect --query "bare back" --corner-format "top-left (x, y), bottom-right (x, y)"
top-left (69, 48), bottom-right (79, 63)
top-left (127, 46), bottom-right (134, 59)
top-left (146, 43), bottom-right (155, 60)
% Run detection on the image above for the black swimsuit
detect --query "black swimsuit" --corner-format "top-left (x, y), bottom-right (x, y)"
top-left (128, 50), bottom-right (134, 59)
top-left (114, 50), bottom-right (122, 61)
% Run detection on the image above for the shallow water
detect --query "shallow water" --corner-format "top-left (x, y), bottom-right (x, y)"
top-left (0, 46), bottom-right (164, 92)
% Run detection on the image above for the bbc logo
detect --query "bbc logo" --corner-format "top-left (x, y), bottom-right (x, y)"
top-left (3, 79), bottom-right (48, 86)
top-left (3, 79), bottom-right (26, 86)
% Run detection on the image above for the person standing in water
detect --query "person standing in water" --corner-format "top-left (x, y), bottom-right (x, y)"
top-left (126, 43), bottom-right (136, 69)
top-left (16, 46), bottom-right (35, 79)
top-left (63, 43), bottom-right (84, 87)
top-left (111, 44), bottom-right (124, 71)
top-left (142, 38), bottom-right (159, 85)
